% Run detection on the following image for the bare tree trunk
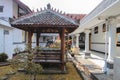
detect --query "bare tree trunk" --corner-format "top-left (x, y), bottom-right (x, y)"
top-left (33, 74), bottom-right (36, 80)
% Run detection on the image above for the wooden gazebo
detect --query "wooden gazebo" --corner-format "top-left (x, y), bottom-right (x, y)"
top-left (11, 4), bottom-right (79, 72)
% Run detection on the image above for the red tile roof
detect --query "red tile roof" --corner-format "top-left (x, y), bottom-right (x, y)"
top-left (66, 14), bottom-right (86, 20)
top-left (65, 14), bottom-right (86, 23)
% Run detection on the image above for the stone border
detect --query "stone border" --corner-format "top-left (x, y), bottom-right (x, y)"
top-left (0, 62), bottom-right (10, 66)
top-left (72, 59), bottom-right (99, 80)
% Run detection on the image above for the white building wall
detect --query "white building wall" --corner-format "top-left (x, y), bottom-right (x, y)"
top-left (91, 22), bottom-right (120, 58)
top-left (4, 29), bottom-right (13, 58)
top-left (13, 29), bottom-right (23, 42)
top-left (0, 0), bottom-right (29, 58)
top-left (91, 22), bottom-right (106, 53)
top-left (13, 1), bottom-right (18, 18)
top-left (0, 0), bottom-right (13, 18)
top-left (12, 28), bottom-right (26, 50)
top-left (0, 25), bottom-right (14, 59)
top-left (116, 25), bottom-right (120, 57)
top-left (116, 47), bottom-right (120, 56)
top-left (0, 0), bottom-right (18, 18)
top-left (0, 28), bottom-right (4, 52)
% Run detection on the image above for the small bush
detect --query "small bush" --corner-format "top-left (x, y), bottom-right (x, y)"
top-left (0, 53), bottom-right (8, 62)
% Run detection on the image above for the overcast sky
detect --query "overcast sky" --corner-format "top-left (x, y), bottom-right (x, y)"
top-left (20, 0), bottom-right (103, 14)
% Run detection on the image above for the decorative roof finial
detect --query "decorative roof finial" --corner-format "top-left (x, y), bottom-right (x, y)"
top-left (47, 3), bottom-right (51, 9)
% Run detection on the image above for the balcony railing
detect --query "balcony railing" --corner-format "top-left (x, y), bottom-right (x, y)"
top-left (80, 0), bottom-right (118, 25)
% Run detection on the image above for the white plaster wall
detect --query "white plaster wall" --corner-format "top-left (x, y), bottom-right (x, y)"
top-left (13, 43), bottom-right (25, 52)
top-left (116, 26), bottom-right (120, 57)
top-left (0, 0), bottom-right (18, 18)
top-left (116, 47), bottom-right (120, 56)
top-left (32, 33), bottom-right (36, 42)
top-left (12, 28), bottom-right (26, 53)
top-left (0, 25), bottom-right (14, 59)
top-left (0, 0), bottom-right (25, 58)
top-left (13, 28), bottom-right (23, 42)
top-left (91, 22), bottom-right (120, 58)
top-left (91, 22), bottom-right (107, 53)
top-left (0, 28), bottom-right (4, 52)
top-left (13, 1), bottom-right (18, 18)
top-left (91, 44), bottom-right (105, 52)
top-left (31, 34), bottom-right (36, 48)
top-left (4, 29), bottom-right (13, 59)
top-left (0, 0), bottom-right (13, 18)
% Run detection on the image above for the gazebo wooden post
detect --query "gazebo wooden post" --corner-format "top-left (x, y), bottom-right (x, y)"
top-left (61, 28), bottom-right (65, 71)
top-left (28, 31), bottom-right (33, 49)
top-left (36, 32), bottom-right (40, 46)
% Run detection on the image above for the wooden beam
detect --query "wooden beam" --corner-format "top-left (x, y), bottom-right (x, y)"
top-left (28, 31), bottom-right (33, 49)
top-left (61, 27), bottom-right (65, 71)
top-left (12, 24), bottom-right (78, 33)
top-left (36, 32), bottom-right (40, 46)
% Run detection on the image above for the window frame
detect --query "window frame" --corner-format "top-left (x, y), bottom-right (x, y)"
top-left (4, 30), bottom-right (9, 35)
top-left (116, 27), bottom-right (120, 46)
top-left (0, 6), bottom-right (4, 12)
top-left (94, 26), bottom-right (98, 34)
top-left (102, 23), bottom-right (106, 32)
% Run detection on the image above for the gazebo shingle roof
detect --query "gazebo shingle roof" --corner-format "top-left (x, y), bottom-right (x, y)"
top-left (12, 10), bottom-right (78, 26)
top-left (11, 4), bottom-right (85, 33)
top-left (12, 9), bottom-right (79, 25)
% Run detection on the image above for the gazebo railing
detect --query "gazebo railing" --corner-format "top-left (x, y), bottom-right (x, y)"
top-left (33, 49), bottom-right (62, 63)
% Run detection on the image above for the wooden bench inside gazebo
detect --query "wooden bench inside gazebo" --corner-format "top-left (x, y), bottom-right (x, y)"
top-left (11, 4), bottom-right (78, 72)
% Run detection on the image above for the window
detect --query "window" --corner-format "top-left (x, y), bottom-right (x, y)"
top-left (4, 30), bottom-right (9, 35)
top-left (18, 7), bottom-right (28, 17)
top-left (0, 6), bottom-right (4, 12)
top-left (103, 23), bottom-right (106, 32)
top-left (94, 26), bottom-right (98, 34)
top-left (116, 27), bottom-right (120, 46)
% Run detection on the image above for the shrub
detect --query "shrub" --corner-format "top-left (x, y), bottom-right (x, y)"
top-left (0, 53), bottom-right (8, 62)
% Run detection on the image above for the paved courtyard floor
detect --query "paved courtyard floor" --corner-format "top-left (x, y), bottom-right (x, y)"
top-left (68, 50), bottom-right (113, 80)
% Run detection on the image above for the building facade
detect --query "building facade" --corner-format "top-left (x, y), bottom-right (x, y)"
top-left (71, 0), bottom-right (120, 78)
top-left (0, 0), bottom-right (31, 58)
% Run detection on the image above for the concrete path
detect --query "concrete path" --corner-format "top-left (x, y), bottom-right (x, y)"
top-left (67, 51), bottom-right (113, 80)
